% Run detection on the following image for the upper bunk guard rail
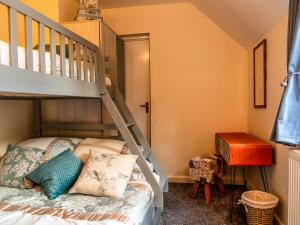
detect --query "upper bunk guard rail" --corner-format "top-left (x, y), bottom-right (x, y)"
top-left (0, 0), bottom-right (106, 97)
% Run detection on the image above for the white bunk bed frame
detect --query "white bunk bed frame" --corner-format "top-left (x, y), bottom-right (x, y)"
top-left (0, 1), bottom-right (168, 225)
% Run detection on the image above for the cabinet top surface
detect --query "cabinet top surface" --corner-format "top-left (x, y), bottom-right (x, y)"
top-left (216, 132), bottom-right (272, 147)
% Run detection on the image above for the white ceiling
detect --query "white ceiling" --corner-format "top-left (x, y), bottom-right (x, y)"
top-left (100, 0), bottom-right (289, 48)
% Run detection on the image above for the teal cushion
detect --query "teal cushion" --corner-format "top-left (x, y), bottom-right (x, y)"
top-left (26, 149), bottom-right (83, 200)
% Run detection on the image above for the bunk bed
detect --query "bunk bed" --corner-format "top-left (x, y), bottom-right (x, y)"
top-left (0, 1), bottom-right (168, 225)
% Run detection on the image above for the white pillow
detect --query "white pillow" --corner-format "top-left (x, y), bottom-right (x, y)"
top-left (69, 152), bottom-right (137, 197)
top-left (73, 138), bottom-right (126, 163)
top-left (18, 137), bottom-right (83, 162)
top-left (18, 137), bottom-right (58, 150)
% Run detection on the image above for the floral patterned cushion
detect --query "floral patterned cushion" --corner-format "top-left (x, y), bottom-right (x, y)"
top-left (0, 145), bottom-right (45, 189)
top-left (18, 137), bottom-right (82, 189)
top-left (69, 152), bottom-right (137, 197)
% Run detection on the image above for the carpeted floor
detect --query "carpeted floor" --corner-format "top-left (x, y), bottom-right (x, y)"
top-left (158, 183), bottom-right (247, 225)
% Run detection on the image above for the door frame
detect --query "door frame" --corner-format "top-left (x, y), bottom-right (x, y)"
top-left (120, 33), bottom-right (152, 145)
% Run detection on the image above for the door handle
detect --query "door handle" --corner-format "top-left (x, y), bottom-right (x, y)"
top-left (140, 102), bottom-right (150, 114)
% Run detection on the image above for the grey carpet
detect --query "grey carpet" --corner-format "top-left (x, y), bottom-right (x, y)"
top-left (158, 183), bottom-right (247, 225)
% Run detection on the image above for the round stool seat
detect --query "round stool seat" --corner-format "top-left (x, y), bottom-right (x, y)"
top-left (189, 153), bottom-right (225, 183)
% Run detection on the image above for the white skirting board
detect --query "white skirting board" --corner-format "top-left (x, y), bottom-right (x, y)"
top-left (168, 175), bottom-right (284, 225)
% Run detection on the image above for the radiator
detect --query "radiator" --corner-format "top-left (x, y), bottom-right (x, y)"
top-left (288, 150), bottom-right (300, 225)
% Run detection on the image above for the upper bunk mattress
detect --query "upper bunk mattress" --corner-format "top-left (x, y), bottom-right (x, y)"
top-left (0, 181), bottom-right (153, 225)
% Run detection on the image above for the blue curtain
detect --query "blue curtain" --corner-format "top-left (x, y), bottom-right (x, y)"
top-left (271, 0), bottom-right (300, 145)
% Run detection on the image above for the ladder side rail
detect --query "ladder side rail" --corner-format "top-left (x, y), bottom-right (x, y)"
top-left (114, 89), bottom-right (151, 155)
top-left (114, 89), bottom-right (168, 183)
top-left (130, 124), bottom-right (168, 190)
top-left (102, 93), bottom-right (163, 208)
top-left (131, 124), bottom-right (166, 175)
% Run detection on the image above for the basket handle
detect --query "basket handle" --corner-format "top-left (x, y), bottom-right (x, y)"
top-left (237, 199), bottom-right (249, 213)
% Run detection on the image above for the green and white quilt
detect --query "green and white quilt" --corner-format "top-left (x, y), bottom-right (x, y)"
top-left (0, 181), bottom-right (153, 225)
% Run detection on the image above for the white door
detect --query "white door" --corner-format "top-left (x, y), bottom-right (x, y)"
top-left (123, 36), bottom-right (151, 143)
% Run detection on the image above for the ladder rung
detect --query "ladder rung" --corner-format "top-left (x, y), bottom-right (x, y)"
top-left (126, 122), bottom-right (136, 127)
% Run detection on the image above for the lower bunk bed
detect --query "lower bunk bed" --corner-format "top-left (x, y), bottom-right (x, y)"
top-left (0, 137), bottom-right (162, 225)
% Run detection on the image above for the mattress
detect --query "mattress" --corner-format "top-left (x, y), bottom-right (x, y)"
top-left (0, 181), bottom-right (153, 225)
top-left (0, 40), bottom-right (112, 86)
top-left (0, 138), bottom-right (155, 224)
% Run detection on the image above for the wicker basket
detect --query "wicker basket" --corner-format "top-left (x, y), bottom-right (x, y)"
top-left (240, 191), bottom-right (279, 225)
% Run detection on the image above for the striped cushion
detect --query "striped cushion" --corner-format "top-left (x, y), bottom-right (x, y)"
top-left (26, 149), bottom-right (83, 200)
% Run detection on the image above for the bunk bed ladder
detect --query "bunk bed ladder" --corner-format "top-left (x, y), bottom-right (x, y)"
top-left (101, 88), bottom-right (168, 209)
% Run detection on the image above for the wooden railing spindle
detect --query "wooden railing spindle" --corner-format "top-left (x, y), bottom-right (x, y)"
top-left (50, 29), bottom-right (56, 75)
top-left (60, 34), bottom-right (66, 76)
top-left (25, 16), bottom-right (33, 70)
top-left (90, 50), bottom-right (95, 83)
top-left (87, 48), bottom-right (93, 82)
top-left (76, 42), bottom-right (81, 80)
top-left (9, 7), bottom-right (18, 67)
top-left (69, 38), bottom-right (74, 78)
top-left (39, 23), bottom-right (46, 73)
top-left (92, 50), bottom-right (96, 83)
top-left (83, 46), bottom-right (88, 81)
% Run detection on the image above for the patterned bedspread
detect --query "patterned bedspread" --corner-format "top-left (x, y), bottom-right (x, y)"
top-left (0, 181), bottom-right (153, 225)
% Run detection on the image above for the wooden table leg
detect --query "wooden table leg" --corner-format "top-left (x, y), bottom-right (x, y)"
top-left (191, 181), bottom-right (200, 199)
top-left (215, 177), bottom-right (225, 193)
top-left (204, 183), bottom-right (213, 205)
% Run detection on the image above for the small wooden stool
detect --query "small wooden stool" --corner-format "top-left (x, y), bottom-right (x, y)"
top-left (189, 154), bottom-right (225, 205)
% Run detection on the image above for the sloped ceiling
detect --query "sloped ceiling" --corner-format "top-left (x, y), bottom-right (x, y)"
top-left (100, 0), bottom-right (289, 48)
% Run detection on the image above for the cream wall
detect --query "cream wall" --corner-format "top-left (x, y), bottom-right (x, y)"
top-left (0, 101), bottom-right (32, 156)
top-left (59, 0), bottom-right (79, 22)
top-left (247, 17), bottom-right (288, 224)
top-left (102, 3), bottom-right (248, 180)
top-left (21, 0), bottom-right (59, 21)
top-left (21, 0), bottom-right (77, 22)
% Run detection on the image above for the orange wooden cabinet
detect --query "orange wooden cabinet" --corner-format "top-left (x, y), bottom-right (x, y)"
top-left (216, 133), bottom-right (272, 167)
